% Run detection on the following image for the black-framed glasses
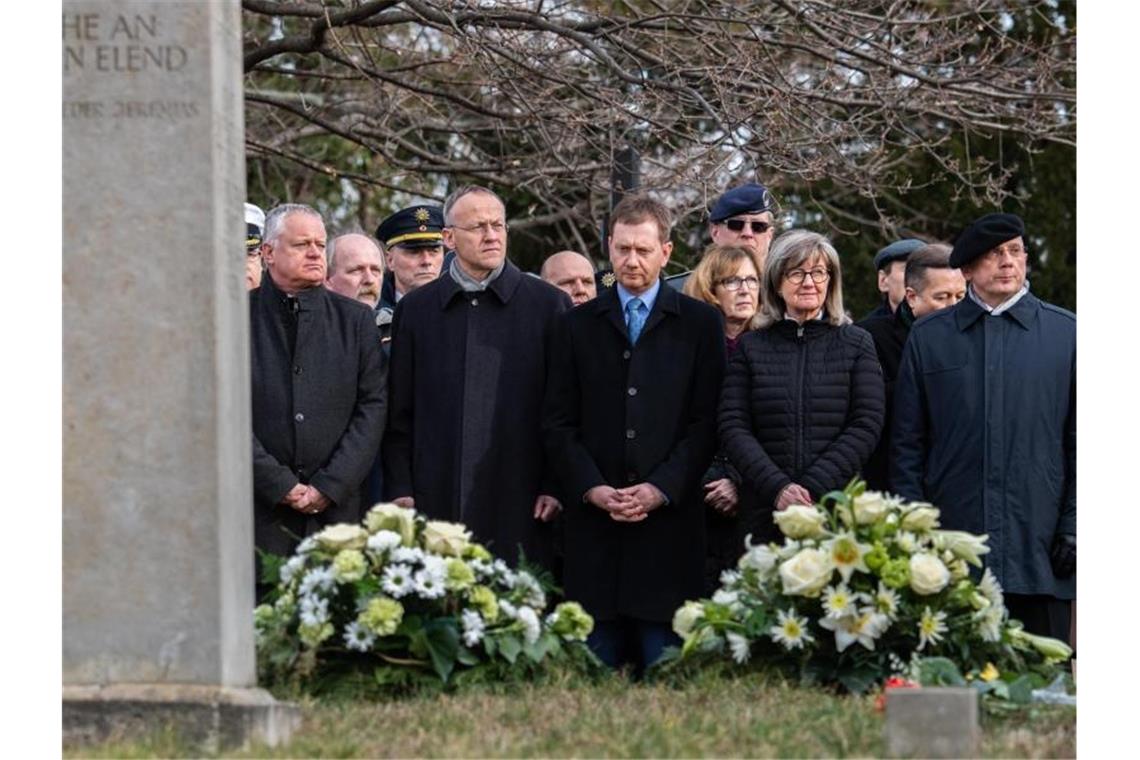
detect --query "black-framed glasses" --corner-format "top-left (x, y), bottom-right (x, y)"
top-left (718, 275), bottom-right (761, 291)
top-left (784, 268), bottom-right (829, 285)
top-left (724, 218), bottom-right (773, 234)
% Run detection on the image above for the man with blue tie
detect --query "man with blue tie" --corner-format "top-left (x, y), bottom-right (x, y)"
top-left (543, 195), bottom-right (727, 676)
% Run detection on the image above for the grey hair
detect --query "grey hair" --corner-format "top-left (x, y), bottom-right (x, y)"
top-left (263, 203), bottom-right (323, 245)
top-left (757, 229), bottom-right (850, 328)
top-left (442, 185), bottom-right (506, 226)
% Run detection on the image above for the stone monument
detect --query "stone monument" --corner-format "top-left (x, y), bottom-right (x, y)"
top-left (62, 0), bottom-right (297, 749)
top-left (884, 687), bottom-right (980, 758)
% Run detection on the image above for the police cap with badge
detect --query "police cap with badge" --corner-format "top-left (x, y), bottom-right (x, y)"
top-left (245, 202), bottom-right (266, 253)
top-left (375, 205), bottom-right (445, 250)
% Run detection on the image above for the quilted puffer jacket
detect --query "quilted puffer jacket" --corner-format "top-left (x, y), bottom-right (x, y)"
top-left (718, 318), bottom-right (885, 525)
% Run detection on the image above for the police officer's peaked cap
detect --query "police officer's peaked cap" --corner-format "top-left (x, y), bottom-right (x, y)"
top-left (245, 202), bottom-right (266, 252)
top-left (709, 183), bottom-right (776, 223)
top-left (872, 238), bottom-right (925, 271)
top-left (949, 213), bottom-right (1025, 268)
top-left (376, 205), bottom-right (445, 250)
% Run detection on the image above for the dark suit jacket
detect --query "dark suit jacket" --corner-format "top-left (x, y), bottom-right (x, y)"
top-left (543, 284), bottom-right (726, 622)
top-left (250, 275), bottom-right (387, 556)
top-left (382, 261), bottom-right (570, 568)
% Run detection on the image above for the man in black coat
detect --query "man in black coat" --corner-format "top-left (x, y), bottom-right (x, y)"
top-left (383, 186), bottom-right (570, 569)
top-left (250, 204), bottom-right (387, 575)
top-left (858, 244), bottom-right (965, 490)
top-left (891, 213), bottom-right (1075, 643)
top-left (861, 238), bottom-right (924, 320)
top-left (543, 195), bottom-right (726, 674)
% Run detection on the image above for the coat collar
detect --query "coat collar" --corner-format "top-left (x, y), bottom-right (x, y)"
top-left (954, 289), bottom-right (1039, 332)
top-left (596, 278), bottom-right (680, 343)
top-left (438, 259), bottom-right (522, 308)
top-left (260, 271), bottom-right (325, 311)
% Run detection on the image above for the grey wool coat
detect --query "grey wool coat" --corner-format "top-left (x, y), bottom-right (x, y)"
top-left (383, 261), bottom-right (570, 568)
top-left (250, 275), bottom-right (387, 557)
top-left (889, 291), bottom-right (1076, 599)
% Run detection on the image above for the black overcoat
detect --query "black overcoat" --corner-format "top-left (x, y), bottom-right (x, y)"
top-left (857, 302), bottom-right (913, 491)
top-left (250, 276), bottom-right (387, 556)
top-left (718, 319), bottom-right (885, 539)
top-left (889, 292), bottom-right (1075, 599)
top-left (383, 261), bottom-right (570, 567)
top-left (542, 285), bottom-right (726, 623)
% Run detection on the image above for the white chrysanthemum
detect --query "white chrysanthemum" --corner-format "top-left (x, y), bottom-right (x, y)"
top-left (719, 569), bottom-right (742, 587)
top-left (298, 566), bottom-right (336, 597)
top-left (917, 606), bottom-right (949, 651)
top-left (421, 554), bottom-right (448, 576)
top-left (873, 583), bottom-right (901, 619)
top-left (296, 536), bottom-right (317, 554)
top-left (492, 559), bottom-right (516, 586)
top-left (712, 589), bottom-right (740, 608)
top-left (821, 584), bottom-right (859, 620)
top-left (343, 621), bottom-right (376, 652)
top-left (727, 632), bottom-right (751, 664)
top-left (513, 571), bottom-right (547, 608)
top-left (279, 555), bottom-right (305, 585)
top-left (499, 599), bottom-right (518, 620)
top-left (461, 609), bottom-right (485, 647)
top-left (976, 605), bottom-right (1004, 643)
top-left (516, 605), bottom-right (541, 645)
top-left (769, 608), bottom-right (814, 650)
top-left (299, 594), bottom-right (329, 627)
top-left (823, 533), bottom-right (871, 583)
top-left (413, 567), bottom-right (447, 599)
top-left (380, 563), bottom-right (414, 598)
top-left (366, 530), bottom-right (403, 554)
top-left (469, 558), bottom-right (494, 581)
top-left (978, 567), bottom-right (1005, 608)
top-left (390, 546), bottom-right (425, 566)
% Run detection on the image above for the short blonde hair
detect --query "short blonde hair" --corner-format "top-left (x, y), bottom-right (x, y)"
top-left (684, 244), bottom-right (760, 327)
top-left (758, 229), bottom-right (850, 328)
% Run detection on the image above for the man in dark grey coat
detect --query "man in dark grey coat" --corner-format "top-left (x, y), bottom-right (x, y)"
top-left (544, 195), bottom-right (726, 675)
top-left (250, 204), bottom-right (387, 571)
top-left (383, 186), bottom-right (570, 569)
top-left (890, 213), bottom-right (1075, 643)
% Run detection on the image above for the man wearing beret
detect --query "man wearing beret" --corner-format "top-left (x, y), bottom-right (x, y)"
top-left (861, 238), bottom-right (924, 321)
top-left (375, 205), bottom-right (447, 345)
top-left (890, 213), bottom-right (1075, 644)
top-left (383, 186), bottom-right (571, 570)
top-left (708, 182), bottom-right (778, 277)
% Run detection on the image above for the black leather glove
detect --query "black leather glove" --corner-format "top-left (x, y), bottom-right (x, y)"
top-left (1050, 533), bottom-right (1076, 578)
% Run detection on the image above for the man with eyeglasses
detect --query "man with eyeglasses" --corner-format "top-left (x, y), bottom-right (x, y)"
top-left (891, 212), bottom-right (1075, 648)
top-left (383, 185), bottom-right (571, 572)
top-left (708, 182), bottom-right (778, 276)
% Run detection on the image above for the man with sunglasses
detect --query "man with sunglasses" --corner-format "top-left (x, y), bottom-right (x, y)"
top-left (708, 182), bottom-right (778, 276)
top-left (890, 212), bottom-right (1075, 647)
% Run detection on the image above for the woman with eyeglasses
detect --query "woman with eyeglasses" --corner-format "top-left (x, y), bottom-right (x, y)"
top-left (684, 244), bottom-right (761, 592)
top-left (719, 230), bottom-right (884, 544)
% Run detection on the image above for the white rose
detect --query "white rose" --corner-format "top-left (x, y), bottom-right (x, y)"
top-left (908, 553), bottom-right (951, 595)
top-left (900, 504), bottom-right (941, 532)
top-left (672, 601), bottom-right (705, 638)
top-left (852, 491), bottom-right (891, 525)
top-left (773, 504), bottom-right (828, 540)
top-left (364, 502), bottom-right (417, 546)
top-left (779, 548), bottom-right (834, 597)
top-left (422, 520), bottom-right (471, 557)
top-left (314, 523), bottom-right (368, 552)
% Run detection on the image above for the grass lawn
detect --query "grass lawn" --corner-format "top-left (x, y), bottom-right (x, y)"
top-left (65, 673), bottom-right (1075, 758)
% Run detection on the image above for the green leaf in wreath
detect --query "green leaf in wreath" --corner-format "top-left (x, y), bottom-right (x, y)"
top-left (916, 657), bottom-right (967, 687)
top-left (1006, 674), bottom-right (1034, 704)
top-left (421, 618), bottom-right (460, 683)
top-left (456, 646), bottom-right (480, 667)
top-left (498, 633), bottom-right (522, 664)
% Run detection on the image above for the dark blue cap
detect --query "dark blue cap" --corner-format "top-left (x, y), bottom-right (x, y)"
top-left (873, 238), bottom-right (925, 271)
top-left (709, 183), bottom-right (775, 223)
top-left (376, 205), bottom-right (444, 249)
top-left (949, 213), bottom-right (1024, 268)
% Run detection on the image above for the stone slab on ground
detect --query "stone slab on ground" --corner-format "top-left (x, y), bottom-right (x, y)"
top-left (885, 687), bottom-right (979, 758)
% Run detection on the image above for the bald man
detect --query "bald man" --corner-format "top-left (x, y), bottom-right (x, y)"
top-left (326, 233), bottom-right (385, 308)
top-left (541, 250), bottom-right (597, 306)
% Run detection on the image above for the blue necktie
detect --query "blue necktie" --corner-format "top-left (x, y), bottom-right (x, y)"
top-left (626, 297), bottom-right (647, 345)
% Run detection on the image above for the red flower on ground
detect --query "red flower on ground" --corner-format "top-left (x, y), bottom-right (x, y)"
top-left (874, 677), bottom-right (920, 711)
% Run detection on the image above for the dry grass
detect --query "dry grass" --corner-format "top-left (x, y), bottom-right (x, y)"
top-left (65, 676), bottom-right (1075, 758)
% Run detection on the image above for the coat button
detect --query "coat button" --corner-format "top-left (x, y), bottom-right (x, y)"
top-left (625, 428), bottom-right (636, 439)
top-left (294, 365), bottom-right (302, 375)
top-left (627, 387), bottom-right (637, 396)
top-left (471, 298), bottom-right (479, 306)
top-left (627, 472), bottom-right (637, 483)
top-left (622, 350), bottom-right (631, 360)
top-left (294, 413), bottom-right (304, 423)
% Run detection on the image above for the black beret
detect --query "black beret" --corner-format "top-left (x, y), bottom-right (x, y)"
top-left (873, 238), bottom-right (925, 271)
top-left (949, 213), bottom-right (1025, 268)
top-left (709, 183), bottom-right (775, 222)
top-left (376, 205), bottom-right (444, 250)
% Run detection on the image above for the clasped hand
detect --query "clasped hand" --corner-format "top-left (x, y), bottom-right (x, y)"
top-left (282, 483), bottom-right (331, 515)
top-left (586, 483), bottom-right (665, 522)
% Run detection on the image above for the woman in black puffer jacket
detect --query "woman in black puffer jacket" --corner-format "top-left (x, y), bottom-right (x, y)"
top-left (719, 230), bottom-right (885, 543)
